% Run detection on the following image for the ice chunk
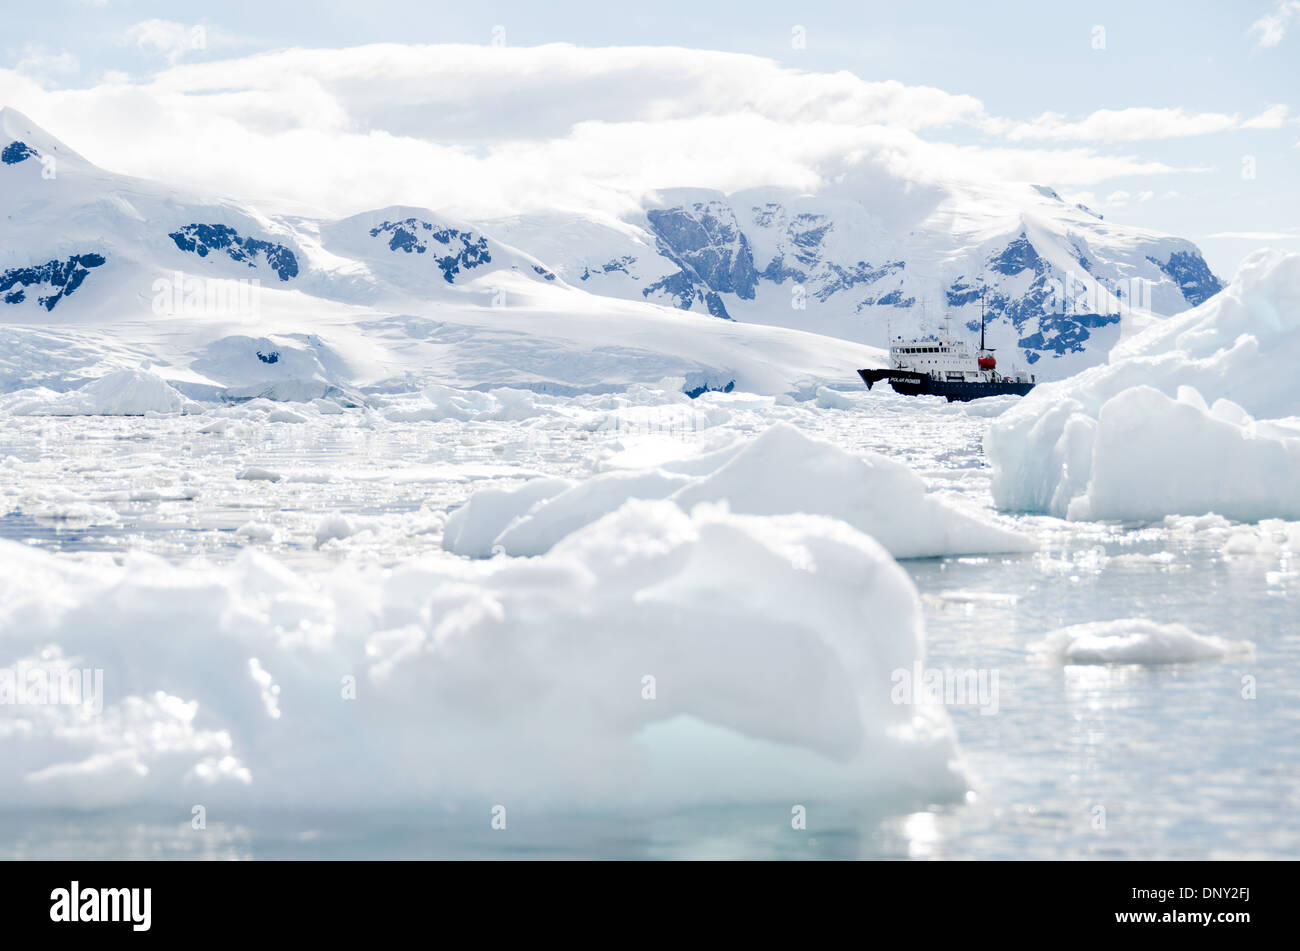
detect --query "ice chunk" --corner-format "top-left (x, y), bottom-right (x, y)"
top-left (1108, 249), bottom-right (1300, 418)
top-left (0, 503), bottom-right (967, 809)
top-left (441, 477), bottom-right (574, 557)
top-left (452, 423), bottom-right (1034, 560)
top-left (1, 369), bottom-right (197, 416)
top-left (989, 251), bottom-right (1300, 520)
top-left (994, 384), bottom-right (1300, 522)
top-left (492, 469), bottom-right (694, 556)
top-left (314, 514), bottom-right (354, 545)
top-left (235, 521), bottom-right (278, 541)
top-left (237, 466), bottom-right (282, 483)
top-left (813, 386), bottom-right (861, 410)
top-left (1031, 619), bottom-right (1253, 665)
top-left (669, 423), bottom-right (1033, 558)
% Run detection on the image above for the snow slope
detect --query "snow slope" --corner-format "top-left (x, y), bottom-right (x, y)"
top-left (2, 106), bottom-right (1223, 399)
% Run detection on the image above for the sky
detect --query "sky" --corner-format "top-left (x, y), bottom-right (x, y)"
top-left (2, 0), bottom-right (1298, 278)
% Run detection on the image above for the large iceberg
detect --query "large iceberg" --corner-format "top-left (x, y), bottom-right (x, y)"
top-left (444, 422), bottom-right (1035, 559)
top-left (988, 250), bottom-right (1300, 520)
top-left (0, 502), bottom-right (968, 810)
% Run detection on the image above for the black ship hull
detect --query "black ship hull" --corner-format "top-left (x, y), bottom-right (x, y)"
top-left (857, 368), bottom-right (1035, 402)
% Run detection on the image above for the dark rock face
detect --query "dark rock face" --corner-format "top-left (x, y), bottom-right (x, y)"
top-left (966, 233), bottom-right (1120, 361)
top-left (1148, 250), bottom-right (1222, 307)
top-left (684, 379), bottom-right (735, 399)
top-left (579, 256), bottom-right (636, 281)
top-left (1, 253), bottom-right (106, 311)
top-left (2, 141), bottom-right (39, 165)
top-left (646, 203), bottom-right (758, 300)
top-left (366, 218), bottom-right (491, 284)
top-left (643, 269), bottom-right (726, 316)
top-left (990, 234), bottom-right (1042, 276)
top-left (640, 201), bottom-right (910, 321)
top-left (169, 224), bottom-right (299, 281)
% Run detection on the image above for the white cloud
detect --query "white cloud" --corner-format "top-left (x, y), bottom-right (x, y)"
top-left (0, 43), bottom-right (1207, 220)
top-left (1204, 230), bottom-right (1300, 239)
top-left (123, 20), bottom-right (214, 65)
top-left (122, 19), bottom-right (253, 65)
top-left (1249, 1), bottom-right (1300, 47)
top-left (998, 105), bottom-right (1289, 142)
top-left (1240, 104), bottom-right (1291, 128)
top-left (11, 44), bottom-right (80, 85)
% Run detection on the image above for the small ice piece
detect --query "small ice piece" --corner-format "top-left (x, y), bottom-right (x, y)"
top-left (814, 386), bottom-right (860, 410)
top-left (1031, 619), bottom-right (1253, 665)
top-left (314, 514), bottom-right (354, 545)
top-left (266, 408), bottom-right (308, 424)
top-left (235, 521), bottom-right (278, 541)
top-left (237, 466), bottom-right (282, 482)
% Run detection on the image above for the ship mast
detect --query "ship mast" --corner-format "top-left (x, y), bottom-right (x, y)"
top-left (979, 287), bottom-right (986, 352)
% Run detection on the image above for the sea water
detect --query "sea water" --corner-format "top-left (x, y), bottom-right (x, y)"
top-left (0, 393), bottom-right (1294, 859)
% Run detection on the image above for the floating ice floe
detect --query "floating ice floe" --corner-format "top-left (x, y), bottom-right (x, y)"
top-left (443, 422), bottom-right (1035, 559)
top-left (1223, 519), bottom-right (1300, 556)
top-left (313, 514), bottom-right (355, 545)
top-left (1031, 619), bottom-right (1253, 665)
top-left (0, 368), bottom-right (199, 416)
top-left (236, 466), bottom-right (282, 483)
top-left (0, 502), bottom-right (967, 809)
top-left (988, 250), bottom-right (1300, 520)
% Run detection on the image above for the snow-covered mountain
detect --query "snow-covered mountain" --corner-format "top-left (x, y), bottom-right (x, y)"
top-left (487, 181), bottom-right (1222, 379)
top-left (1, 106), bottom-right (1220, 399)
top-left (0, 107), bottom-right (882, 400)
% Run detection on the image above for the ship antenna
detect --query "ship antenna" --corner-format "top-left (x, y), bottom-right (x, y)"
top-left (980, 287), bottom-right (986, 351)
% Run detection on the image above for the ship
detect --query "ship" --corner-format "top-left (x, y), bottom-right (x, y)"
top-left (857, 293), bottom-right (1036, 402)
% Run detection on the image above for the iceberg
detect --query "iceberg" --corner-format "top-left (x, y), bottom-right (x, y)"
top-left (1, 368), bottom-right (197, 416)
top-left (988, 250), bottom-right (1300, 520)
top-left (0, 502), bottom-right (967, 809)
top-left (444, 422), bottom-right (1035, 559)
